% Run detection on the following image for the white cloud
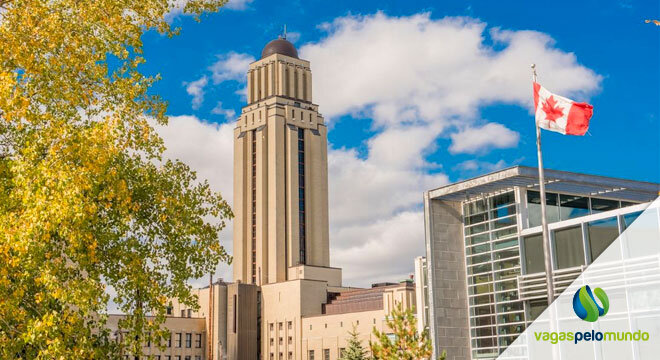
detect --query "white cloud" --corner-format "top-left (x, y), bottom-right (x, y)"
top-left (454, 159), bottom-right (510, 175)
top-left (449, 122), bottom-right (520, 154)
top-left (156, 115), bottom-right (236, 283)
top-left (332, 211), bottom-right (426, 285)
top-left (328, 124), bottom-right (447, 231)
top-left (300, 13), bottom-right (601, 126)
top-left (224, 0), bottom-right (254, 10)
top-left (209, 52), bottom-right (255, 84)
top-left (286, 31), bottom-right (301, 43)
top-left (211, 101), bottom-right (237, 120)
top-left (161, 13), bottom-right (601, 289)
top-left (297, 12), bottom-right (600, 287)
top-left (184, 76), bottom-right (208, 109)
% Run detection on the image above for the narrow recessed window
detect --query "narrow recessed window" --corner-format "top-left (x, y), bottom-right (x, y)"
top-left (298, 128), bottom-right (306, 264)
top-left (294, 69), bottom-right (299, 99)
top-left (302, 72), bottom-right (307, 100)
top-left (233, 294), bottom-right (237, 333)
top-left (251, 130), bottom-right (257, 283)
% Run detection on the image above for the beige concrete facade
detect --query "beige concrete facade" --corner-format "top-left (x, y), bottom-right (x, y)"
top-left (233, 50), bottom-right (330, 286)
top-left (107, 315), bottom-right (207, 360)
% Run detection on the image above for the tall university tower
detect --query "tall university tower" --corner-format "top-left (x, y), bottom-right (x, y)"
top-left (233, 37), bottom-right (330, 286)
top-left (110, 36), bottom-right (416, 360)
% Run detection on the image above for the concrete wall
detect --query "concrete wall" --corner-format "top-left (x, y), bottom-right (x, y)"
top-left (169, 282), bottom-right (228, 360)
top-left (107, 315), bottom-right (206, 359)
top-left (425, 196), bottom-right (470, 360)
top-left (261, 279), bottom-right (328, 360)
top-left (288, 264), bottom-right (342, 287)
top-left (302, 310), bottom-right (383, 360)
top-left (227, 283), bottom-right (258, 360)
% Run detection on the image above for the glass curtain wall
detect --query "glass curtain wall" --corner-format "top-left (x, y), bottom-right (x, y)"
top-left (463, 191), bottom-right (524, 358)
top-left (527, 190), bottom-right (638, 228)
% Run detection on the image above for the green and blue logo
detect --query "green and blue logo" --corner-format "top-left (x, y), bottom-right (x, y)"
top-left (572, 285), bottom-right (609, 322)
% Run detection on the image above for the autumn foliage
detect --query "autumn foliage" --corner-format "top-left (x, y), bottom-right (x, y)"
top-left (0, 0), bottom-right (231, 358)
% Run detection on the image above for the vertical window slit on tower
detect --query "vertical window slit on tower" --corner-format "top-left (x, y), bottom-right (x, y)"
top-left (294, 69), bottom-right (299, 99)
top-left (298, 128), bottom-right (306, 264)
top-left (251, 130), bottom-right (257, 283)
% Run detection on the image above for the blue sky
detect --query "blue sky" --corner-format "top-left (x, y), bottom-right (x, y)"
top-left (144, 0), bottom-right (660, 286)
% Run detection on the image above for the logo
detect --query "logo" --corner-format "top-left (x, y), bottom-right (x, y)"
top-left (572, 285), bottom-right (609, 322)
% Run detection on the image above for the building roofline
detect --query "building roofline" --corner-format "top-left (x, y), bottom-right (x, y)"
top-left (427, 165), bottom-right (659, 202)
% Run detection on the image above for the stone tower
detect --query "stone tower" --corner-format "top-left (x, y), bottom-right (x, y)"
top-left (232, 37), bottom-right (330, 286)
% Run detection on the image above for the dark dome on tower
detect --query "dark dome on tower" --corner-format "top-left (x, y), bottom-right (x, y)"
top-left (261, 38), bottom-right (299, 59)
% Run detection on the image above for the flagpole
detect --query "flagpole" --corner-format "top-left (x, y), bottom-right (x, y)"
top-left (532, 64), bottom-right (555, 305)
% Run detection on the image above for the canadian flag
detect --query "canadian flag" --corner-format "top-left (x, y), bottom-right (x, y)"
top-left (533, 82), bottom-right (593, 135)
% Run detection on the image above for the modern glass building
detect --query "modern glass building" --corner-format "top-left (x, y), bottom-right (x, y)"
top-left (423, 166), bottom-right (659, 360)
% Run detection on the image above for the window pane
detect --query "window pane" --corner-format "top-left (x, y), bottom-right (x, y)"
top-left (468, 263), bottom-right (492, 275)
top-left (495, 279), bottom-right (517, 292)
top-left (465, 199), bottom-right (487, 216)
top-left (471, 316), bottom-right (496, 327)
top-left (587, 217), bottom-right (619, 261)
top-left (559, 194), bottom-right (589, 220)
top-left (523, 235), bottom-right (545, 274)
top-left (469, 273), bottom-right (492, 285)
top-left (471, 326), bottom-right (495, 338)
top-left (591, 198), bottom-right (619, 213)
top-left (491, 204), bottom-right (516, 219)
top-left (470, 305), bottom-right (494, 317)
top-left (495, 268), bottom-right (520, 280)
top-left (497, 302), bottom-right (523, 313)
top-left (469, 283), bottom-right (493, 295)
top-left (527, 191), bottom-right (559, 227)
top-left (498, 312), bottom-right (524, 324)
top-left (466, 212), bottom-right (488, 225)
top-left (622, 211), bottom-right (643, 230)
top-left (472, 337), bottom-right (496, 349)
top-left (498, 324), bottom-right (524, 335)
top-left (491, 216), bottom-right (517, 230)
top-left (490, 192), bottom-right (515, 209)
top-left (470, 294), bottom-right (494, 306)
top-left (493, 227), bottom-right (517, 240)
top-left (494, 248), bottom-right (519, 260)
top-left (467, 243), bottom-right (490, 255)
top-left (466, 233), bottom-right (489, 246)
top-left (467, 253), bottom-right (491, 265)
top-left (553, 226), bottom-right (585, 269)
top-left (527, 300), bottom-right (547, 321)
top-left (494, 258), bottom-right (519, 270)
top-left (466, 223), bottom-right (489, 236)
top-left (496, 290), bottom-right (518, 302)
top-left (493, 238), bottom-right (518, 250)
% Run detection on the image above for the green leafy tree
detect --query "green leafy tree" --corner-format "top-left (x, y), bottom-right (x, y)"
top-left (370, 303), bottom-right (436, 360)
top-left (0, 0), bottom-right (230, 358)
top-left (340, 325), bottom-right (368, 360)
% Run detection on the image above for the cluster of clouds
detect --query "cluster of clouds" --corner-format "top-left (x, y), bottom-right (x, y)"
top-left (169, 12), bottom-right (601, 286)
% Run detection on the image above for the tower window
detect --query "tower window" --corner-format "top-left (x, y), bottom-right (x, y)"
top-left (298, 128), bottom-right (306, 264)
top-left (294, 69), bottom-right (299, 99)
top-left (285, 67), bottom-right (289, 97)
top-left (251, 130), bottom-right (257, 284)
top-left (302, 72), bottom-right (307, 100)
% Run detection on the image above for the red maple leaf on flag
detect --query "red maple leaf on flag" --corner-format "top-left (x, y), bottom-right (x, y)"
top-left (542, 95), bottom-right (564, 122)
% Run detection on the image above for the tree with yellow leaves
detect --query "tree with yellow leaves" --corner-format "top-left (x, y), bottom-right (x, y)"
top-left (0, 0), bottom-right (231, 358)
